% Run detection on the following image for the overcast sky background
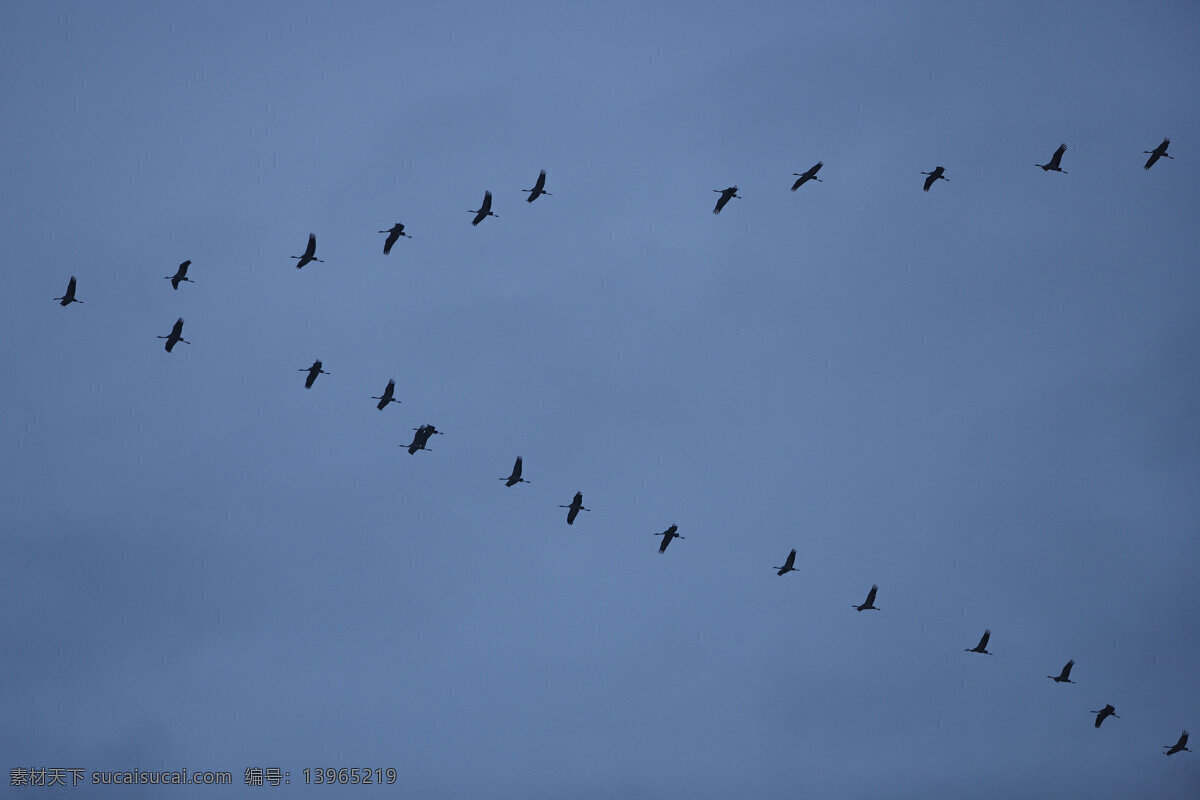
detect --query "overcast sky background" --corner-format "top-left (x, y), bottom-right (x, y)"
top-left (3, 1), bottom-right (1199, 797)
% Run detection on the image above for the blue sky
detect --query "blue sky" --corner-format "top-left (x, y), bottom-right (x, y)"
top-left (3, 1), bottom-right (1199, 796)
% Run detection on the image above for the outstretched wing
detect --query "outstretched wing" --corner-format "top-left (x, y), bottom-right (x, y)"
top-left (1049, 143), bottom-right (1067, 169)
top-left (61, 275), bottom-right (79, 302)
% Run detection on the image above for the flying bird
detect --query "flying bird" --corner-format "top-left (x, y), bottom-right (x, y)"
top-left (1143, 138), bottom-right (1174, 170)
top-left (371, 379), bottom-right (399, 410)
top-left (852, 584), bottom-right (879, 611)
top-left (291, 233), bottom-right (323, 268)
top-left (1037, 143), bottom-right (1069, 173)
top-left (791, 162), bottom-right (824, 190)
top-left (1163, 730), bottom-right (1190, 756)
top-left (54, 276), bottom-right (83, 306)
top-left (523, 170), bottom-right (551, 202)
top-left (1092, 704), bottom-right (1119, 728)
top-left (500, 456), bottom-right (528, 487)
top-left (165, 260), bottom-right (194, 290)
top-left (654, 524), bottom-right (684, 553)
top-left (299, 360), bottom-right (329, 389)
top-left (712, 186), bottom-right (741, 214)
top-left (157, 317), bottom-right (190, 352)
top-left (379, 223), bottom-right (411, 254)
top-left (559, 492), bottom-right (589, 525)
top-left (1048, 659), bottom-right (1076, 683)
top-left (469, 191), bottom-right (497, 226)
top-left (402, 424), bottom-right (441, 455)
top-left (921, 166), bottom-right (949, 191)
top-left (774, 548), bottom-right (798, 576)
top-left (965, 629), bottom-right (992, 654)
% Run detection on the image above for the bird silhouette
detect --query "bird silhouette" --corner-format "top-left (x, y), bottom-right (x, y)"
top-left (921, 166), bottom-right (948, 191)
top-left (1163, 730), bottom-right (1190, 755)
top-left (712, 186), bottom-right (741, 214)
top-left (469, 191), bottom-right (497, 226)
top-left (371, 379), bottom-right (399, 410)
top-left (500, 456), bottom-right (528, 487)
top-left (559, 492), bottom-right (589, 525)
top-left (852, 584), bottom-right (879, 611)
top-left (291, 233), bottom-right (323, 268)
top-left (1091, 704), bottom-right (1119, 728)
top-left (791, 162), bottom-right (824, 190)
top-left (299, 360), bottom-right (329, 389)
top-left (965, 629), bottom-right (992, 654)
top-left (54, 276), bottom-right (83, 307)
top-left (156, 318), bottom-right (190, 352)
top-left (1143, 138), bottom-right (1174, 170)
top-left (523, 170), bottom-right (551, 202)
top-left (1047, 659), bottom-right (1075, 683)
top-left (1036, 143), bottom-right (1069, 173)
top-left (402, 425), bottom-right (441, 455)
top-left (773, 548), bottom-right (798, 576)
top-left (379, 223), bottom-right (411, 254)
top-left (654, 524), bottom-right (684, 553)
top-left (165, 260), bottom-right (194, 290)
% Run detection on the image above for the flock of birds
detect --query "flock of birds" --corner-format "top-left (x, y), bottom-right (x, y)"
top-left (49, 138), bottom-right (1191, 759)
